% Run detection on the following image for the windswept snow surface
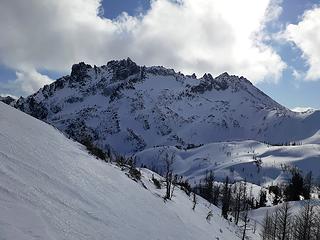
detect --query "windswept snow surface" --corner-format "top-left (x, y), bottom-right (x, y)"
top-left (0, 102), bottom-right (239, 240)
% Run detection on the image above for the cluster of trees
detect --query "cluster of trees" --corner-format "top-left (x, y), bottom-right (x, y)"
top-left (194, 172), bottom-right (268, 239)
top-left (81, 139), bottom-right (145, 183)
top-left (159, 154), bottom-right (318, 240)
top-left (262, 141), bottom-right (303, 147)
top-left (160, 152), bottom-right (319, 239)
top-left (194, 172), bottom-right (267, 216)
top-left (268, 169), bottom-right (313, 204)
top-left (260, 168), bottom-right (319, 240)
top-left (160, 150), bottom-right (192, 200)
top-left (261, 201), bottom-right (320, 240)
top-left (154, 150), bottom-right (319, 240)
top-left (80, 138), bottom-right (109, 161)
top-left (80, 143), bottom-right (192, 201)
top-left (284, 170), bottom-right (312, 201)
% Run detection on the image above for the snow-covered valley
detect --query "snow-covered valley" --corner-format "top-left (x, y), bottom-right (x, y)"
top-left (135, 139), bottom-right (320, 186)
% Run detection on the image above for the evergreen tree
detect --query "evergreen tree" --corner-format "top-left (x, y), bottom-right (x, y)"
top-left (212, 184), bottom-right (220, 206)
top-left (221, 176), bottom-right (231, 219)
top-left (258, 190), bottom-right (267, 208)
top-left (303, 171), bottom-right (312, 200)
top-left (202, 170), bottom-right (214, 203)
top-left (284, 170), bottom-right (304, 201)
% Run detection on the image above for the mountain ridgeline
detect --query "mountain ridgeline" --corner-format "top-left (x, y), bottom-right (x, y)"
top-left (9, 58), bottom-right (320, 154)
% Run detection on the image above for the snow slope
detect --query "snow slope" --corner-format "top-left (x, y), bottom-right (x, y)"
top-left (248, 200), bottom-right (320, 238)
top-left (0, 102), bottom-right (240, 240)
top-left (12, 58), bottom-right (320, 154)
top-left (135, 140), bottom-right (320, 186)
top-left (303, 130), bottom-right (320, 144)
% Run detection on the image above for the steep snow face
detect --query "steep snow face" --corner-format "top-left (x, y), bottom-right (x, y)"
top-left (13, 58), bottom-right (320, 154)
top-left (135, 140), bottom-right (320, 186)
top-left (0, 102), bottom-right (240, 240)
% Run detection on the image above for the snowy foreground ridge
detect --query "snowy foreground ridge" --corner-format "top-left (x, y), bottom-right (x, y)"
top-left (0, 102), bottom-right (240, 240)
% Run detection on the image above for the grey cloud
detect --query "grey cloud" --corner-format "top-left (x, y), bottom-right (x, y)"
top-left (0, 0), bottom-right (286, 95)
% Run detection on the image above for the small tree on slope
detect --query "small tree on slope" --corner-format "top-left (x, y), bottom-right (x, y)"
top-left (221, 176), bottom-right (231, 219)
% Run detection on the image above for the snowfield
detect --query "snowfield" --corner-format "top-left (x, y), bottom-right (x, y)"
top-left (135, 140), bottom-right (320, 186)
top-left (0, 102), bottom-right (240, 240)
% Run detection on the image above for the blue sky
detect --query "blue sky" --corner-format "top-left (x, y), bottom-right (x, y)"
top-left (259, 0), bottom-right (320, 110)
top-left (0, 0), bottom-right (320, 110)
top-left (102, 0), bottom-right (150, 19)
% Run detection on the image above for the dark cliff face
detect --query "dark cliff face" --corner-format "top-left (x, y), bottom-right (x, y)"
top-left (71, 62), bottom-right (93, 79)
top-left (190, 73), bottom-right (229, 94)
top-left (15, 96), bottom-right (48, 120)
top-left (107, 58), bottom-right (141, 81)
top-left (0, 96), bottom-right (16, 105)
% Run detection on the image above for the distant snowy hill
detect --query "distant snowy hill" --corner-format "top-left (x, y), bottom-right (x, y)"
top-left (135, 140), bottom-right (320, 186)
top-left (291, 106), bottom-right (317, 113)
top-left (11, 58), bottom-right (320, 155)
top-left (0, 102), bottom-right (241, 240)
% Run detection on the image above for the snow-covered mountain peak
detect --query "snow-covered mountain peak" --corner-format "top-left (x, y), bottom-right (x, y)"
top-left (70, 61), bottom-right (93, 78)
top-left (5, 58), bottom-right (320, 154)
top-left (107, 57), bottom-right (142, 80)
top-left (61, 59), bottom-right (255, 95)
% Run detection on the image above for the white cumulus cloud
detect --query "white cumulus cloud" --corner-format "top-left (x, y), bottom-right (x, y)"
top-left (0, 0), bottom-right (286, 96)
top-left (284, 6), bottom-right (320, 81)
top-left (0, 68), bottom-right (53, 96)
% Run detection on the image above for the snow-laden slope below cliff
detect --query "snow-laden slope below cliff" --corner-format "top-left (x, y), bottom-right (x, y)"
top-left (0, 102), bottom-right (240, 240)
top-left (13, 58), bottom-right (320, 154)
